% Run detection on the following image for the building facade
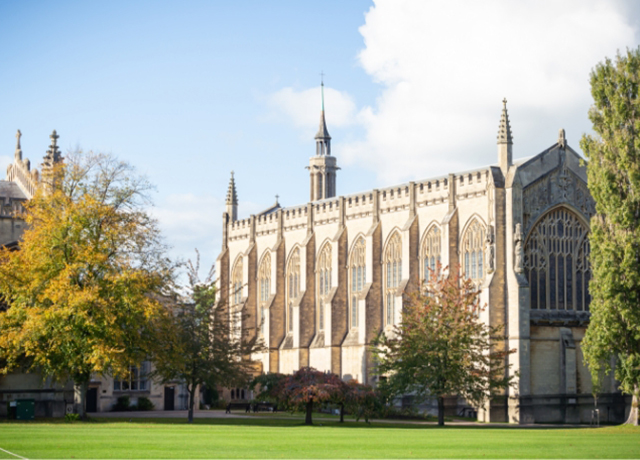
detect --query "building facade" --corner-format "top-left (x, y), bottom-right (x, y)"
top-left (0, 131), bottom-right (192, 415)
top-left (217, 98), bottom-right (627, 424)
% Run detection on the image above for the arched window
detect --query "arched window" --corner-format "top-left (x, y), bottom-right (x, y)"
top-left (231, 258), bottom-right (243, 307)
top-left (384, 232), bottom-right (402, 327)
top-left (524, 207), bottom-right (591, 311)
top-left (422, 225), bottom-right (441, 283)
top-left (349, 237), bottom-right (366, 329)
top-left (258, 252), bottom-right (271, 337)
top-left (316, 243), bottom-right (331, 331)
top-left (286, 247), bottom-right (301, 333)
top-left (461, 219), bottom-right (486, 284)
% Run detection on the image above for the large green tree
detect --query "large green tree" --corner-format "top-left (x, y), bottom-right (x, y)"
top-left (581, 48), bottom-right (640, 425)
top-left (0, 151), bottom-right (170, 418)
top-left (151, 253), bottom-right (263, 423)
top-left (372, 269), bottom-right (514, 426)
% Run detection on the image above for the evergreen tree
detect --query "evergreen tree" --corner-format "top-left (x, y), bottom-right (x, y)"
top-left (581, 48), bottom-right (640, 425)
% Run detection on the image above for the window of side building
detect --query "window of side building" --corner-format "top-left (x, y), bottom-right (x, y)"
top-left (422, 225), bottom-right (441, 283)
top-left (113, 362), bottom-right (149, 391)
top-left (461, 219), bottom-right (485, 285)
top-left (258, 252), bottom-right (271, 338)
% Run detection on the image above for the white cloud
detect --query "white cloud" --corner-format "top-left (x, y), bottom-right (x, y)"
top-left (269, 1), bottom-right (638, 185)
top-left (268, 86), bottom-right (358, 138)
top-left (347, 0), bottom-right (637, 183)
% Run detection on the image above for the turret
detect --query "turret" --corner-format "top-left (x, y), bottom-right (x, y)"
top-left (497, 98), bottom-right (513, 176)
top-left (307, 79), bottom-right (339, 201)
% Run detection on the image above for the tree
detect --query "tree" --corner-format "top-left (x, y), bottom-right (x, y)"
top-left (581, 48), bottom-right (640, 425)
top-left (372, 268), bottom-right (514, 426)
top-left (0, 151), bottom-right (170, 418)
top-left (342, 379), bottom-right (380, 423)
top-left (253, 367), bottom-right (347, 425)
top-left (150, 253), bottom-right (263, 423)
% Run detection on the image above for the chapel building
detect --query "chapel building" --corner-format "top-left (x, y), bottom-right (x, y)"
top-left (217, 91), bottom-right (628, 424)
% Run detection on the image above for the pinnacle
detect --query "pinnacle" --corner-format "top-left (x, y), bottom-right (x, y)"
top-left (497, 98), bottom-right (513, 145)
top-left (226, 171), bottom-right (238, 206)
top-left (315, 110), bottom-right (331, 141)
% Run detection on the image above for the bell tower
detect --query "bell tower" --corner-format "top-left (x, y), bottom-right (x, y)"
top-left (308, 78), bottom-right (339, 201)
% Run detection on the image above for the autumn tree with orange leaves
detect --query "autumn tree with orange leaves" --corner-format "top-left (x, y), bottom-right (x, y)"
top-left (373, 268), bottom-right (515, 426)
top-left (0, 151), bottom-right (171, 418)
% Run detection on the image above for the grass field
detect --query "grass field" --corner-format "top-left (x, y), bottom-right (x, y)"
top-left (0, 416), bottom-right (638, 459)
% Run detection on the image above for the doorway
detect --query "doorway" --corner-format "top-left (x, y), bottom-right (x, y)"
top-left (86, 387), bottom-right (98, 413)
top-left (164, 386), bottom-right (175, 410)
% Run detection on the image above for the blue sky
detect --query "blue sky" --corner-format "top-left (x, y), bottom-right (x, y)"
top-left (1, 0), bottom-right (639, 274)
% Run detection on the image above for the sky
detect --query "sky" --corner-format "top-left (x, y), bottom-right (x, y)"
top-left (1, 0), bottom-right (639, 276)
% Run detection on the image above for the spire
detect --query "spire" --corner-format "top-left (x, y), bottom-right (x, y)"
top-left (497, 99), bottom-right (513, 175)
top-left (225, 171), bottom-right (238, 221)
top-left (226, 171), bottom-right (238, 205)
top-left (497, 98), bottom-right (513, 145)
top-left (315, 79), bottom-right (331, 144)
top-left (43, 130), bottom-right (62, 167)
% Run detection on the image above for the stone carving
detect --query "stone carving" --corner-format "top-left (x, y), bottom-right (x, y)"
top-left (522, 165), bottom-right (595, 236)
top-left (514, 223), bottom-right (523, 274)
top-left (485, 225), bottom-right (495, 274)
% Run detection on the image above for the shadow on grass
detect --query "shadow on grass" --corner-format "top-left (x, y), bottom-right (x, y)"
top-left (0, 414), bottom-right (600, 431)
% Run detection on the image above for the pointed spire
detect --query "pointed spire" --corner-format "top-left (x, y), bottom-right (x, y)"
top-left (44, 130), bottom-right (62, 166)
top-left (497, 98), bottom-right (513, 144)
top-left (226, 171), bottom-right (238, 205)
top-left (315, 79), bottom-right (331, 142)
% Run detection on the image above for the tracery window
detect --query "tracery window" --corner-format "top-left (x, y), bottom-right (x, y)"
top-left (422, 225), bottom-right (441, 283)
top-left (316, 243), bottom-right (331, 331)
top-left (286, 247), bottom-right (301, 333)
top-left (524, 207), bottom-right (591, 311)
top-left (462, 219), bottom-right (486, 284)
top-left (231, 258), bottom-right (243, 307)
top-left (258, 252), bottom-right (271, 337)
top-left (349, 237), bottom-right (366, 329)
top-left (384, 232), bottom-right (402, 327)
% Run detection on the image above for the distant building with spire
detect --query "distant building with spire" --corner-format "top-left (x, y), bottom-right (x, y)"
top-left (216, 96), bottom-right (626, 424)
top-left (1, 129), bottom-right (64, 246)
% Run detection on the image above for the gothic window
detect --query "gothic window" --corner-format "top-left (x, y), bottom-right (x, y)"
top-left (286, 247), bottom-right (301, 333)
top-left (421, 225), bottom-right (441, 283)
top-left (384, 232), bottom-right (402, 327)
top-left (524, 207), bottom-right (591, 311)
top-left (316, 243), bottom-right (331, 331)
top-left (231, 258), bottom-right (243, 307)
top-left (461, 219), bottom-right (486, 284)
top-left (349, 237), bottom-right (366, 329)
top-left (258, 252), bottom-right (271, 337)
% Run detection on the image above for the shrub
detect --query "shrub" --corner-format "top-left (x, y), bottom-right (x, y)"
top-left (137, 397), bottom-right (154, 411)
top-left (113, 395), bottom-right (130, 412)
top-left (65, 413), bottom-right (80, 422)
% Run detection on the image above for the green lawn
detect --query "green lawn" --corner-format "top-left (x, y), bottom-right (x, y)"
top-left (0, 417), bottom-right (638, 459)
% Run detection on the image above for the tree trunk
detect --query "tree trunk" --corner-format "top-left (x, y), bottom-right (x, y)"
top-left (305, 400), bottom-right (313, 425)
top-left (340, 403), bottom-right (344, 423)
top-left (437, 396), bottom-right (445, 426)
top-left (75, 380), bottom-right (89, 420)
top-left (625, 385), bottom-right (639, 426)
top-left (188, 383), bottom-right (195, 423)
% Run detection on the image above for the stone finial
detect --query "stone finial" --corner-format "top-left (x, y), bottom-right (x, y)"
top-left (497, 98), bottom-right (513, 145)
top-left (558, 128), bottom-right (567, 149)
top-left (226, 171), bottom-right (238, 206)
top-left (15, 130), bottom-right (21, 151)
top-left (44, 129), bottom-right (62, 165)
